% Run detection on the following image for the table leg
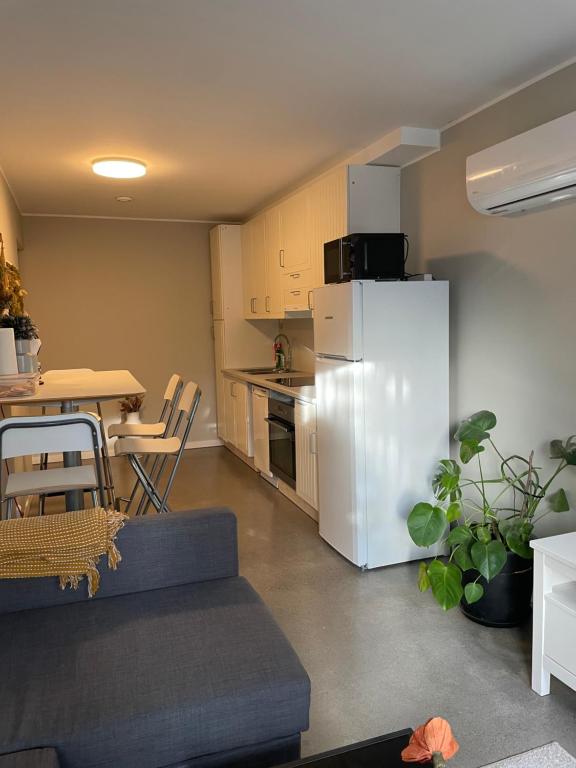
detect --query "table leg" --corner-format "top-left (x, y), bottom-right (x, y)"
top-left (61, 400), bottom-right (84, 511)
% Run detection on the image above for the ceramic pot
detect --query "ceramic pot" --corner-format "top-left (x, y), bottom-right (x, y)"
top-left (460, 551), bottom-right (533, 627)
top-left (15, 339), bottom-right (40, 373)
top-left (125, 411), bottom-right (142, 425)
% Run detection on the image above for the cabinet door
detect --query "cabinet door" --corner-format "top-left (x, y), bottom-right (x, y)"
top-left (209, 227), bottom-right (224, 320)
top-left (242, 221), bottom-right (255, 319)
top-left (251, 213), bottom-right (267, 317)
top-left (295, 400), bottom-right (318, 511)
top-left (264, 208), bottom-right (283, 317)
top-left (213, 320), bottom-right (226, 440)
top-left (278, 187), bottom-right (312, 273)
top-left (233, 381), bottom-right (252, 456)
top-left (223, 377), bottom-right (236, 446)
top-left (242, 216), bottom-right (267, 318)
top-left (252, 388), bottom-right (271, 475)
top-left (309, 168), bottom-right (347, 288)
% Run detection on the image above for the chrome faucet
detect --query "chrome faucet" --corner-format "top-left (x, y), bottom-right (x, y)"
top-left (274, 333), bottom-right (292, 372)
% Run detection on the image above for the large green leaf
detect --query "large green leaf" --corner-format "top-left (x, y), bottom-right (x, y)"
top-left (548, 488), bottom-right (570, 512)
top-left (459, 440), bottom-right (485, 464)
top-left (453, 543), bottom-right (475, 572)
top-left (471, 540), bottom-right (507, 581)
top-left (549, 437), bottom-right (576, 466)
top-left (464, 582), bottom-right (484, 605)
top-left (418, 561), bottom-right (431, 592)
top-left (506, 533), bottom-right (533, 559)
top-left (432, 460), bottom-right (461, 501)
top-left (454, 411), bottom-right (496, 443)
top-left (468, 410), bottom-right (497, 431)
top-left (565, 441), bottom-right (576, 465)
top-left (445, 501), bottom-right (462, 523)
top-left (407, 503), bottom-right (447, 547)
top-left (427, 560), bottom-right (464, 611)
top-left (446, 526), bottom-right (473, 546)
top-left (476, 525), bottom-right (492, 545)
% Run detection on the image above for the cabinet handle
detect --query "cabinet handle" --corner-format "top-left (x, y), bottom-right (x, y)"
top-left (265, 295), bottom-right (271, 313)
top-left (251, 297), bottom-right (257, 314)
top-left (310, 432), bottom-right (318, 455)
top-left (230, 381), bottom-right (235, 396)
top-left (211, 323), bottom-right (215, 340)
top-left (209, 299), bottom-right (214, 316)
top-left (290, 272), bottom-right (300, 279)
top-left (290, 290), bottom-right (301, 296)
top-left (308, 290), bottom-right (314, 310)
top-left (279, 249), bottom-right (285, 268)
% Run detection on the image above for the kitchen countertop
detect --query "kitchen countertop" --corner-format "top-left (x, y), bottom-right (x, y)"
top-left (222, 369), bottom-right (316, 404)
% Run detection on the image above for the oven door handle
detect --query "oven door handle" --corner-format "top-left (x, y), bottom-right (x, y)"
top-left (265, 417), bottom-right (292, 433)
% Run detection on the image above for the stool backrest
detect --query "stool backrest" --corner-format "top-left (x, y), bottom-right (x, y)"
top-left (178, 382), bottom-right (201, 415)
top-left (164, 374), bottom-right (182, 402)
top-left (0, 414), bottom-right (102, 459)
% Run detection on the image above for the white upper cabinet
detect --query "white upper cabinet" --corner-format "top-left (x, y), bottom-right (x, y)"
top-left (242, 164), bottom-right (400, 317)
top-left (278, 187), bottom-right (312, 273)
top-left (264, 208), bottom-right (283, 318)
top-left (242, 215), bottom-right (267, 318)
top-left (347, 165), bottom-right (400, 233)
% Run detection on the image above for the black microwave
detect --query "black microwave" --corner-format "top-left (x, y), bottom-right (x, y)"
top-left (324, 233), bottom-right (406, 284)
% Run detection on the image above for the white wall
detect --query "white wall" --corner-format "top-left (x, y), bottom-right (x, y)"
top-left (402, 62), bottom-right (576, 537)
top-left (20, 216), bottom-right (218, 445)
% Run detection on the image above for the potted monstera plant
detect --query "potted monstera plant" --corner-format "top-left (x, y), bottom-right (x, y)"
top-left (407, 410), bottom-right (576, 626)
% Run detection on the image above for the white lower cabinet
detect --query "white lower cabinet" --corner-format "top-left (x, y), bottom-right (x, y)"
top-left (252, 387), bottom-right (272, 476)
top-left (223, 377), bottom-right (252, 457)
top-left (295, 400), bottom-right (318, 511)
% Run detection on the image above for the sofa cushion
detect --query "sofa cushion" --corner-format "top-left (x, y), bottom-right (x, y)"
top-left (0, 577), bottom-right (310, 768)
top-left (0, 751), bottom-right (60, 768)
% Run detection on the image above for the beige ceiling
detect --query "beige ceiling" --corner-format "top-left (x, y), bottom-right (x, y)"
top-left (1, 0), bottom-right (576, 221)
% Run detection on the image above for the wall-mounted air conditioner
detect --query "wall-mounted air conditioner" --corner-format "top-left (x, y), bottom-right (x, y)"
top-left (466, 110), bottom-right (576, 216)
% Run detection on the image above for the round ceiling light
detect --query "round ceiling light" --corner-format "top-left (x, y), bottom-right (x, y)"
top-left (92, 158), bottom-right (147, 179)
top-left (115, 195), bottom-right (134, 202)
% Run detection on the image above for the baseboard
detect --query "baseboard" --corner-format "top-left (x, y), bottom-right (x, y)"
top-left (185, 439), bottom-right (223, 449)
top-left (277, 479), bottom-right (319, 522)
top-left (222, 441), bottom-right (256, 469)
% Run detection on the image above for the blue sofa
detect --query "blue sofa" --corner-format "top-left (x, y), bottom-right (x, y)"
top-left (0, 509), bottom-right (310, 768)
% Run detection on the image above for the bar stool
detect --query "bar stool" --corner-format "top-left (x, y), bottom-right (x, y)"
top-left (114, 382), bottom-right (201, 514)
top-left (109, 374), bottom-right (183, 513)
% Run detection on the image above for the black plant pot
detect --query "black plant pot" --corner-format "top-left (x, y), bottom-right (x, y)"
top-left (460, 552), bottom-right (533, 628)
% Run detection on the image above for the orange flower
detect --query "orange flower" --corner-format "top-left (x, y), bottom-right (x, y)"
top-left (401, 717), bottom-right (459, 767)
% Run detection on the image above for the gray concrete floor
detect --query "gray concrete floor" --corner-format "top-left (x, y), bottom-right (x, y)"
top-left (109, 447), bottom-right (576, 765)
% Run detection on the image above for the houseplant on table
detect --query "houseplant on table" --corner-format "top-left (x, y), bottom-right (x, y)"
top-left (407, 410), bottom-right (576, 626)
top-left (0, 314), bottom-right (41, 373)
top-left (119, 394), bottom-right (145, 424)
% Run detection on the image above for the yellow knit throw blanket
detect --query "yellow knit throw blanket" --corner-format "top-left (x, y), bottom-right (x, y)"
top-left (0, 508), bottom-right (128, 596)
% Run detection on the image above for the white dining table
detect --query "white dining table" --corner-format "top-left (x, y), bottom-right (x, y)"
top-left (0, 369), bottom-right (146, 511)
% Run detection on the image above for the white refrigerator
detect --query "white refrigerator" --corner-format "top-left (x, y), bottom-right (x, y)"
top-left (314, 280), bottom-right (449, 568)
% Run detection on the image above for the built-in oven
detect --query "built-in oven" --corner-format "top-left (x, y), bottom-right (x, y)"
top-left (266, 392), bottom-right (296, 488)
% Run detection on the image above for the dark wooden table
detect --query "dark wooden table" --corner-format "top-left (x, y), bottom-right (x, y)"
top-left (279, 729), bottom-right (420, 768)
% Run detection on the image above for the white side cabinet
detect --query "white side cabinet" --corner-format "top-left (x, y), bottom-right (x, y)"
top-left (532, 532), bottom-right (576, 696)
top-left (252, 387), bottom-right (272, 476)
top-left (295, 400), bottom-right (318, 514)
